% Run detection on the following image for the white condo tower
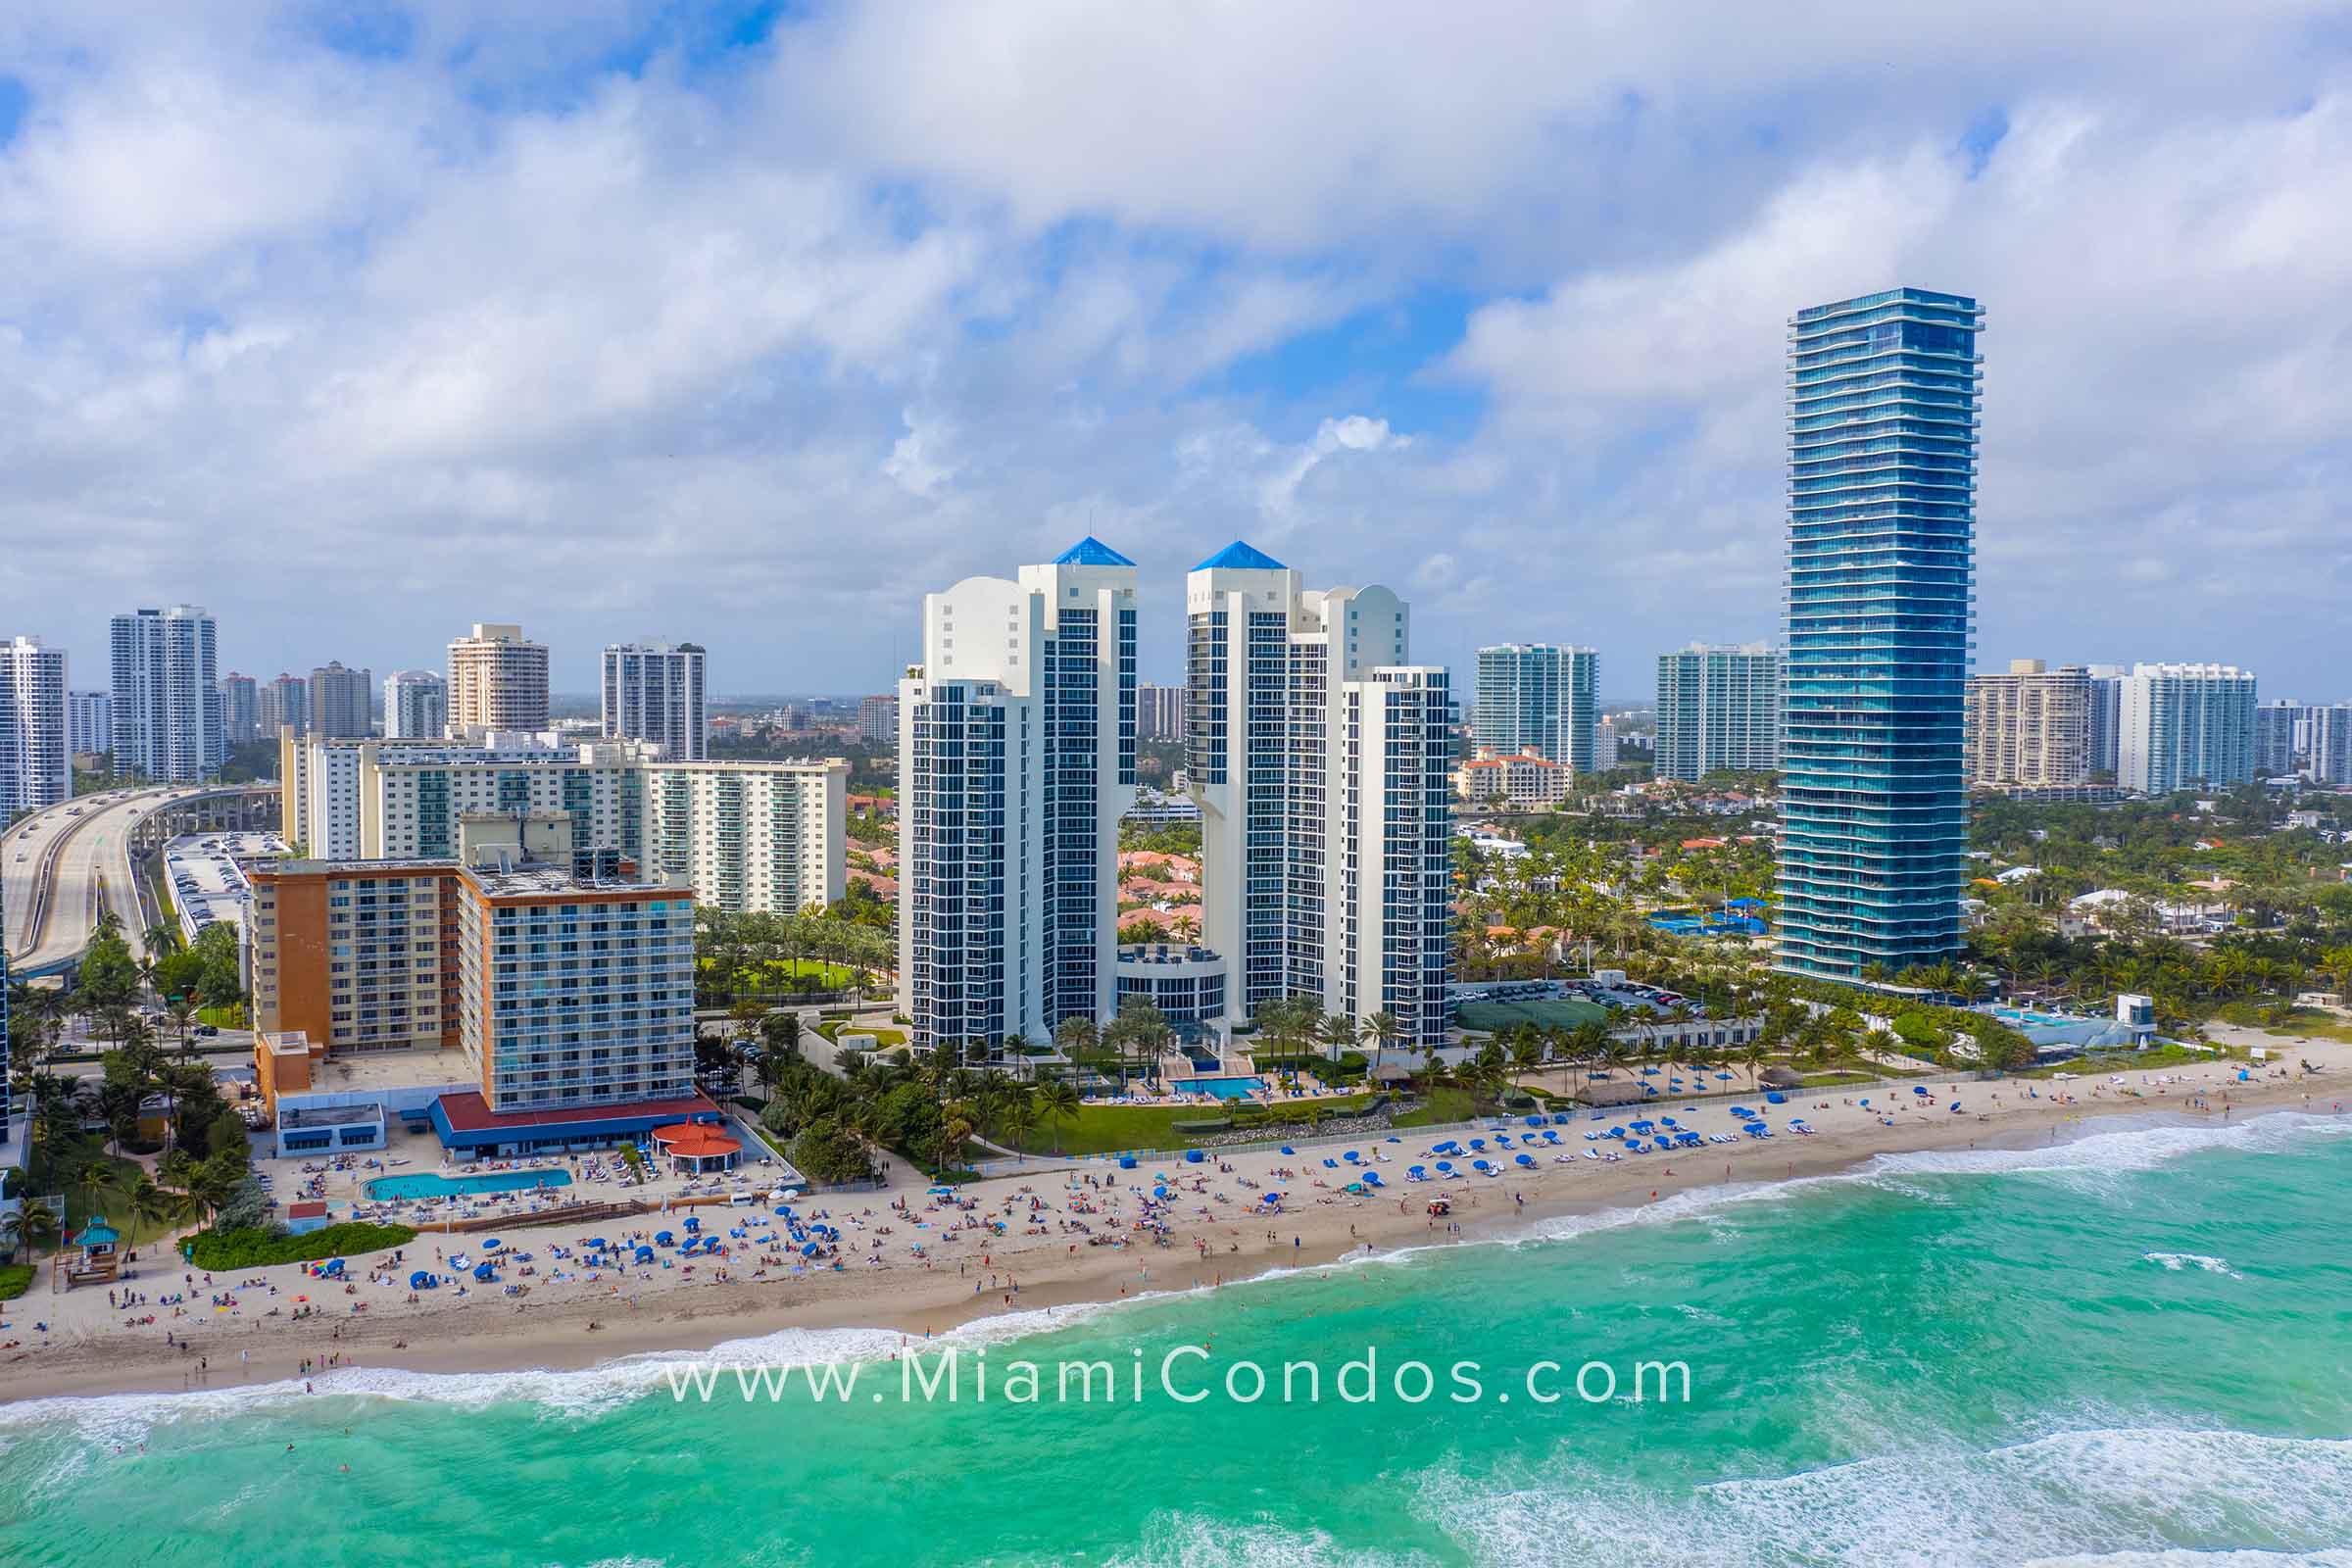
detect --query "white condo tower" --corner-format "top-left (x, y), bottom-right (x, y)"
top-left (1184, 542), bottom-right (1453, 1051)
top-left (897, 538), bottom-right (1140, 1054)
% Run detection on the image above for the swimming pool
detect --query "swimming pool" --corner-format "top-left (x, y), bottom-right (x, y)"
top-left (366, 1169), bottom-right (574, 1201)
top-left (1991, 1006), bottom-right (2079, 1028)
top-left (1183, 1075), bottom-right (1266, 1101)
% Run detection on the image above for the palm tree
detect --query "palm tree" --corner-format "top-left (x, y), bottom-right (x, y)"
top-left (1002, 1091), bottom-right (1039, 1153)
top-left (1316, 1011), bottom-right (1357, 1064)
top-left (1, 1198), bottom-right (63, 1260)
top-left (1358, 1010), bottom-right (1404, 1081)
top-left (164, 998), bottom-right (199, 1057)
top-left (1036, 1080), bottom-right (1082, 1155)
top-left (126, 1175), bottom-right (184, 1241)
top-left (77, 1156), bottom-right (123, 1227)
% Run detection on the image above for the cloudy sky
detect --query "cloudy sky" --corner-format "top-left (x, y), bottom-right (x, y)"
top-left (3, 2), bottom-right (2347, 699)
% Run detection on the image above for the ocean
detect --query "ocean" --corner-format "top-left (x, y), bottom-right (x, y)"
top-left (5, 1111), bottom-right (2350, 1567)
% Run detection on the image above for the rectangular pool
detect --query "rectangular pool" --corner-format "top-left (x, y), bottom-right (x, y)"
top-left (366, 1169), bottom-right (574, 1201)
top-left (1182, 1076), bottom-right (1266, 1101)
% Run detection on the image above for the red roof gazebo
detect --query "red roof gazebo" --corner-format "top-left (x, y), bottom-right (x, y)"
top-left (650, 1122), bottom-right (744, 1172)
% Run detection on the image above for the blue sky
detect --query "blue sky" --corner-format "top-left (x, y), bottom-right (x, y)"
top-left (1, 1), bottom-right (2348, 698)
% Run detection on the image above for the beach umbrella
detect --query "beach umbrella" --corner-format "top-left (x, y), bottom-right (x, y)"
top-left (634, 1246), bottom-right (655, 1263)
top-left (481, 1238), bottom-right (502, 1250)
top-left (1280, 1147), bottom-right (1296, 1155)
top-left (1436, 1160), bottom-right (1453, 1173)
top-left (683, 1216), bottom-right (702, 1233)
top-left (1516, 1153), bottom-right (1537, 1168)
top-left (473, 1262), bottom-right (496, 1282)
top-left (409, 1270), bottom-right (434, 1290)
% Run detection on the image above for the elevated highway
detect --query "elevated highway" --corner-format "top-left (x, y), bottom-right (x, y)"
top-left (3, 784), bottom-right (278, 978)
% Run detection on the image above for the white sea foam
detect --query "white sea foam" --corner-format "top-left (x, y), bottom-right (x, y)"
top-left (1105, 1513), bottom-right (1426, 1568)
top-left (1413, 1424), bottom-right (2352, 1567)
top-left (2142, 1251), bottom-right (2242, 1278)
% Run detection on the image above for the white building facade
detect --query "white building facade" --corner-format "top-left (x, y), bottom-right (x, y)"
top-left (67, 688), bottom-right (113, 759)
top-left (897, 538), bottom-right (1139, 1052)
top-left (602, 641), bottom-right (707, 760)
top-left (1187, 542), bottom-right (1453, 1050)
top-left (640, 759), bottom-right (848, 914)
top-left (1655, 642), bottom-right (1780, 782)
top-left (110, 605), bottom-right (222, 782)
top-left (2118, 663), bottom-right (2258, 794)
top-left (1475, 643), bottom-right (1597, 771)
top-left (0, 636), bottom-right (71, 815)
top-left (384, 670), bottom-right (449, 740)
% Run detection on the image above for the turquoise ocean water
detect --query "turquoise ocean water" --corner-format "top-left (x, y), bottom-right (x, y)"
top-left (6, 1111), bottom-right (2350, 1567)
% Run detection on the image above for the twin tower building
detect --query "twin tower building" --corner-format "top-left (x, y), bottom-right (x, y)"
top-left (897, 538), bottom-right (1454, 1061)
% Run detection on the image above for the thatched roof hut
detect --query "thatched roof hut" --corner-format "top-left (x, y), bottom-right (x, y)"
top-left (1576, 1080), bottom-right (1651, 1107)
top-left (1760, 1065), bottom-right (1804, 1088)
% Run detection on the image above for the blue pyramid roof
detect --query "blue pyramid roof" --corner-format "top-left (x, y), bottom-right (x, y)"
top-left (1193, 540), bottom-right (1286, 571)
top-left (1053, 535), bottom-right (1136, 567)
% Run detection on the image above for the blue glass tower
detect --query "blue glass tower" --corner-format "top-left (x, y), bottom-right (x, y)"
top-left (1776, 287), bottom-right (1982, 981)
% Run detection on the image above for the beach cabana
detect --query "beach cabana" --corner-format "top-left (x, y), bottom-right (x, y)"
top-left (1515, 1153), bottom-right (1537, 1168)
top-left (651, 1122), bottom-right (744, 1174)
top-left (410, 1270), bottom-right (436, 1290)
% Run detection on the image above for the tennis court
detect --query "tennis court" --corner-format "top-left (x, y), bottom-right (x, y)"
top-left (1454, 998), bottom-right (1610, 1033)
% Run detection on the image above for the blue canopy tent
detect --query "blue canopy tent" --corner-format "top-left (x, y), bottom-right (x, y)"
top-left (410, 1271), bottom-right (436, 1290)
top-left (1185, 1149), bottom-right (1205, 1163)
top-left (634, 1246), bottom-right (655, 1263)
top-left (473, 1261), bottom-right (497, 1282)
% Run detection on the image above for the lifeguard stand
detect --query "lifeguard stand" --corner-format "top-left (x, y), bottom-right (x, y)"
top-left (54, 1216), bottom-right (122, 1291)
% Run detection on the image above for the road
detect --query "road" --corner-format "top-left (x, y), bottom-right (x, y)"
top-left (2, 786), bottom-right (200, 972)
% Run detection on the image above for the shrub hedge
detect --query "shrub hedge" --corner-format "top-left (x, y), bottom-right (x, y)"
top-left (185, 1221), bottom-right (416, 1271)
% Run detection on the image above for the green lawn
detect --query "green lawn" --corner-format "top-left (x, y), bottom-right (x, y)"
top-left (44, 1148), bottom-right (182, 1247)
top-left (2015, 1043), bottom-right (2230, 1079)
top-left (197, 1003), bottom-right (249, 1029)
top-left (0, 1263), bottom-right (33, 1299)
top-left (814, 1019), bottom-right (907, 1050)
top-left (2259, 1009), bottom-right (2352, 1045)
top-left (1004, 1093), bottom-right (1379, 1156)
top-left (704, 957), bottom-right (857, 992)
top-left (1391, 1087), bottom-right (1480, 1128)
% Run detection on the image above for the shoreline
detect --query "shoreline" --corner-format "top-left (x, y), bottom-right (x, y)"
top-left (4, 1061), bottom-right (2343, 1407)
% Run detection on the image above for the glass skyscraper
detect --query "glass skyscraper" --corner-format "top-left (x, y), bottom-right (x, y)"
top-left (1776, 288), bottom-right (1982, 981)
top-left (1473, 643), bottom-right (1597, 771)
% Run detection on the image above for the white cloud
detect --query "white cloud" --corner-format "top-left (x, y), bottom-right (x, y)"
top-left (0, 2), bottom-right (2344, 697)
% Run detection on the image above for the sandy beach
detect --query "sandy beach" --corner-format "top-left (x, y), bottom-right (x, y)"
top-left (6, 1045), bottom-right (2345, 1405)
